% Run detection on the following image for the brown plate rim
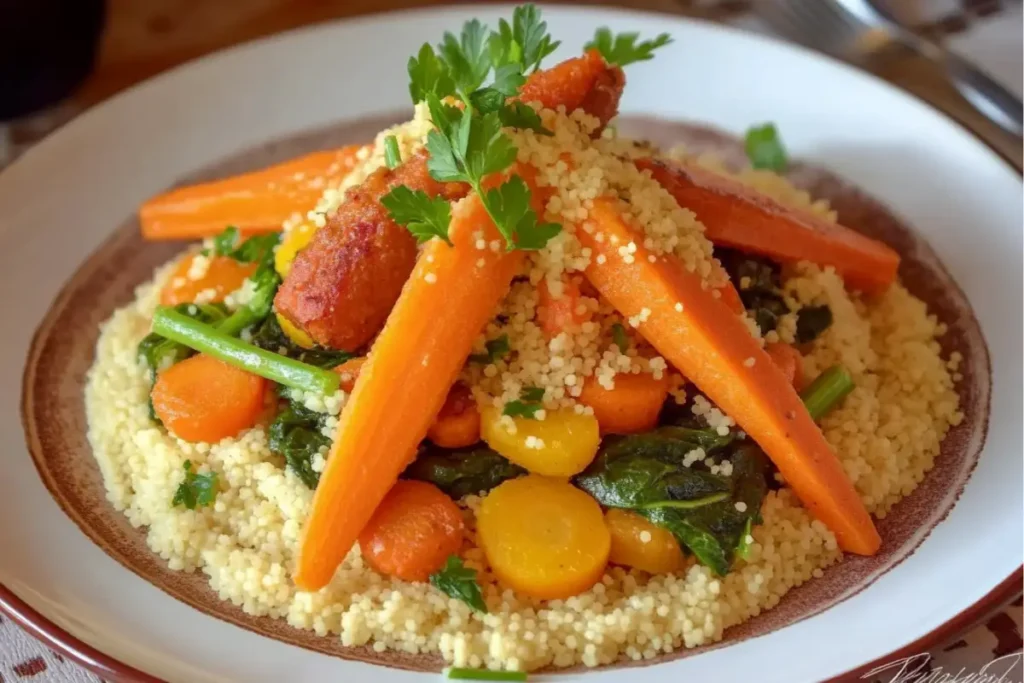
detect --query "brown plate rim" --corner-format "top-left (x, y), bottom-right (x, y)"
top-left (3, 9), bottom-right (1023, 683)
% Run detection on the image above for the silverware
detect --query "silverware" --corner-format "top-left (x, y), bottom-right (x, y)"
top-left (755, 0), bottom-right (1023, 137)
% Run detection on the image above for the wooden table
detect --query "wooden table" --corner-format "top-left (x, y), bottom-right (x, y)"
top-left (72, 0), bottom-right (1020, 168)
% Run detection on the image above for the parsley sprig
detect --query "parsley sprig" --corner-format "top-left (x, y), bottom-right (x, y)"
top-left (744, 123), bottom-right (788, 172)
top-left (384, 5), bottom-right (561, 251)
top-left (172, 460), bottom-right (219, 510)
top-left (584, 27), bottom-right (672, 67)
top-left (430, 555), bottom-right (488, 612)
top-left (503, 386), bottom-right (545, 419)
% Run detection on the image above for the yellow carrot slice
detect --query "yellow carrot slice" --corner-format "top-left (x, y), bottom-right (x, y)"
top-left (577, 197), bottom-right (881, 556)
top-left (140, 145), bottom-right (367, 240)
top-left (294, 194), bottom-right (525, 591)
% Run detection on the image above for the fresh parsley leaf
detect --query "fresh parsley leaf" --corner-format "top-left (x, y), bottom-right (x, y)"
top-left (611, 322), bottom-right (629, 352)
top-left (172, 460), bottom-right (218, 510)
top-left (585, 28), bottom-right (672, 67)
top-left (425, 128), bottom-right (466, 183)
top-left (430, 555), bottom-right (487, 613)
top-left (212, 226), bottom-right (240, 256)
top-left (469, 87), bottom-right (506, 114)
top-left (490, 4), bottom-right (561, 73)
top-left (521, 386), bottom-right (545, 402)
top-left (465, 112), bottom-right (518, 180)
top-left (490, 63), bottom-right (526, 97)
top-left (439, 19), bottom-right (492, 96)
top-left (384, 135), bottom-right (401, 169)
top-left (497, 101), bottom-right (551, 135)
top-left (381, 185), bottom-right (453, 245)
top-left (409, 43), bottom-right (455, 103)
top-left (469, 334), bottom-right (510, 364)
top-left (426, 94), bottom-right (464, 138)
top-left (482, 176), bottom-right (561, 250)
top-left (744, 123), bottom-right (788, 172)
top-left (502, 385), bottom-right (545, 419)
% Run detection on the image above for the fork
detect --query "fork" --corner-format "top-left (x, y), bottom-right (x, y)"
top-left (755, 0), bottom-right (1023, 137)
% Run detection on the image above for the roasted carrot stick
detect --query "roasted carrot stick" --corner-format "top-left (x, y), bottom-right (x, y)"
top-left (577, 197), bottom-right (880, 556)
top-left (294, 193), bottom-right (526, 591)
top-left (140, 145), bottom-right (367, 240)
top-left (519, 49), bottom-right (623, 129)
top-left (766, 342), bottom-right (804, 391)
top-left (637, 157), bottom-right (900, 295)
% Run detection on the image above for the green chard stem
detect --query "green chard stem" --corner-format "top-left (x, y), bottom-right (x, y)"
top-left (445, 667), bottom-right (527, 682)
top-left (800, 364), bottom-right (855, 421)
top-left (152, 307), bottom-right (340, 395)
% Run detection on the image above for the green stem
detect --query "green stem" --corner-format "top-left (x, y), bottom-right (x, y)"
top-left (639, 492), bottom-right (730, 511)
top-left (800, 365), bottom-right (855, 421)
top-left (153, 307), bottom-right (340, 395)
top-left (445, 667), bottom-right (527, 682)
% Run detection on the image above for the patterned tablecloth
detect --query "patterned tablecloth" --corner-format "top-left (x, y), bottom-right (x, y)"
top-left (1, 1), bottom-right (1020, 681)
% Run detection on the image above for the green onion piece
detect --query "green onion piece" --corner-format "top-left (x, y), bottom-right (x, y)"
top-left (152, 307), bottom-right (340, 395)
top-left (384, 135), bottom-right (401, 169)
top-left (800, 364), bottom-right (854, 421)
top-left (445, 667), bottom-right (527, 681)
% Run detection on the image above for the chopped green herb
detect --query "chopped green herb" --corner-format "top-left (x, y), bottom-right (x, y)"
top-left (744, 123), bottom-right (788, 172)
top-left (380, 185), bottom-right (453, 245)
top-left (445, 667), bottom-right (527, 681)
top-left (430, 555), bottom-right (488, 613)
top-left (387, 8), bottom-right (564, 251)
top-left (469, 334), bottom-right (510, 364)
top-left (384, 135), bottom-right (402, 169)
top-left (502, 386), bottom-right (545, 419)
top-left (584, 28), bottom-right (672, 67)
top-left (800, 365), bottom-right (854, 421)
top-left (172, 460), bottom-right (219, 510)
top-left (520, 386), bottom-right (545, 402)
top-left (268, 401), bottom-right (330, 489)
top-left (611, 322), bottom-right (628, 352)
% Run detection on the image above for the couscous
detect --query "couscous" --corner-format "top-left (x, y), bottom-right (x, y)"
top-left (86, 5), bottom-right (963, 674)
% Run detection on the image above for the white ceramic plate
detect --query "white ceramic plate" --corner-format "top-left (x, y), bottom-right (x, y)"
top-left (0, 5), bottom-right (1021, 682)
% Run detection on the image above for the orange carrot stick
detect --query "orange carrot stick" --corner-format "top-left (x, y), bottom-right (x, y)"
top-left (357, 480), bottom-right (465, 582)
top-left (577, 197), bottom-right (880, 556)
top-left (765, 342), bottom-right (805, 391)
top-left (140, 145), bottom-right (367, 241)
top-left (151, 354), bottom-right (267, 443)
top-left (637, 157), bottom-right (900, 295)
top-left (294, 193), bottom-right (525, 591)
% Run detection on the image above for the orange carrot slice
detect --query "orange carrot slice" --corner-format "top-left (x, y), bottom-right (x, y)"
top-left (637, 158), bottom-right (900, 295)
top-left (357, 480), bottom-right (465, 582)
top-left (140, 145), bottom-right (367, 240)
top-left (151, 354), bottom-right (267, 443)
top-left (427, 383), bottom-right (481, 449)
top-left (294, 193), bottom-right (525, 591)
top-left (578, 372), bottom-right (669, 435)
top-left (160, 253), bottom-right (257, 306)
top-left (577, 197), bottom-right (880, 556)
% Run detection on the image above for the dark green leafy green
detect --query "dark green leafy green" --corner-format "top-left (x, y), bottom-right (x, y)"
top-left (172, 460), bottom-right (219, 509)
top-left (469, 334), bottom-right (511, 364)
top-left (718, 248), bottom-right (788, 334)
top-left (795, 305), bottom-right (833, 344)
top-left (574, 430), bottom-right (767, 575)
top-left (744, 123), bottom-right (788, 172)
top-left (249, 314), bottom-right (354, 369)
top-left (429, 555), bottom-right (488, 613)
top-left (268, 401), bottom-right (330, 489)
top-left (403, 445), bottom-right (525, 498)
top-left (584, 28), bottom-right (672, 67)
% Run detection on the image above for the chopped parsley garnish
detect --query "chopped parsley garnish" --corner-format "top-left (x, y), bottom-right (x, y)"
top-left (171, 460), bottom-right (218, 510)
top-left (584, 28), bottom-right (672, 67)
top-left (430, 555), bottom-right (488, 613)
top-left (611, 322), bottom-right (628, 352)
top-left (380, 185), bottom-right (453, 245)
top-left (469, 334), bottom-right (510, 364)
top-left (384, 135), bottom-right (402, 169)
top-left (744, 123), bottom-right (788, 172)
top-left (384, 5), bottom-right (562, 251)
top-left (445, 667), bottom-right (527, 681)
top-left (502, 386), bottom-right (545, 419)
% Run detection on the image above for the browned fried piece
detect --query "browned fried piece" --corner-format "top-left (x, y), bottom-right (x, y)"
top-left (274, 152), bottom-right (466, 351)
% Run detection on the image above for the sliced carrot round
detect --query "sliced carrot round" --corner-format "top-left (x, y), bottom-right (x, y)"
top-left (577, 371), bottom-right (669, 435)
top-left (151, 354), bottom-right (267, 443)
top-left (427, 383), bottom-right (481, 449)
top-left (477, 475), bottom-right (609, 600)
top-left (160, 254), bottom-right (256, 306)
top-left (357, 480), bottom-right (464, 582)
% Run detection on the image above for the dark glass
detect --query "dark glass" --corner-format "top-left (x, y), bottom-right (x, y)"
top-left (0, 0), bottom-right (106, 120)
